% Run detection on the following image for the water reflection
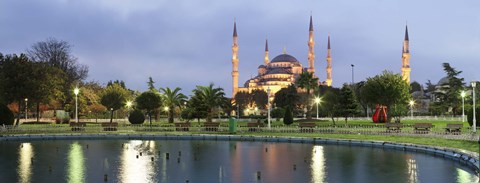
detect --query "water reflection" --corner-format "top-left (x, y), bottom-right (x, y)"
top-left (67, 142), bottom-right (85, 183)
top-left (119, 140), bottom-right (157, 183)
top-left (457, 167), bottom-right (479, 182)
top-left (18, 143), bottom-right (33, 183)
top-left (311, 145), bottom-right (325, 183)
top-left (405, 155), bottom-right (418, 183)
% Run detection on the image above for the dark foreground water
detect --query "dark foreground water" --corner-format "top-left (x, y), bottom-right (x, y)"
top-left (0, 139), bottom-right (477, 183)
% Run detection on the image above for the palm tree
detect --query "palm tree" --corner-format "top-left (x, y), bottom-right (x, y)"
top-left (296, 71), bottom-right (319, 120)
top-left (192, 83), bottom-right (227, 123)
top-left (160, 87), bottom-right (187, 123)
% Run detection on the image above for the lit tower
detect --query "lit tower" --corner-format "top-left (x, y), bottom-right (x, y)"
top-left (401, 25), bottom-right (411, 83)
top-left (264, 39), bottom-right (269, 65)
top-left (307, 15), bottom-right (316, 74)
top-left (325, 35), bottom-right (332, 86)
top-left (232, 21), bottom-right (239, 97)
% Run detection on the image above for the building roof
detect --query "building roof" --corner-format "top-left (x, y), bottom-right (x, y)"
top-left (271, 54), bottom-right (299, 63)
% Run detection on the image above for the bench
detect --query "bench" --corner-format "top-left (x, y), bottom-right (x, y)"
top-left (175, 123), bottom-right (190, 131)
top-left (413, 123), bottom-right (433, 133)
top-left (101, 122), bottom-right (118, 131)
top-left (445, 124), bottom-right (463, 134)
top-left (299, 123), bottom-right (316, 133)
top-left (385, 123), bottom-right (403, 132)
top-left (204, 122), bottom-right (220, 131)
top-left (70, 122), bottom-right (86, 131)
top-left (247, 122), bottom-right (264, 132)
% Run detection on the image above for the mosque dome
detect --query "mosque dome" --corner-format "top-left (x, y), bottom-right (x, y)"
top-left (271, 54), bottom-right (299, 63)
top-left (258, 65), bottom-right (267, 69)
top-left (437, 77), bottom-right (449, 86)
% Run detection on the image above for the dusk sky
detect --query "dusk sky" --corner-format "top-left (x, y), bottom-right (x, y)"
top-left (1, 0), bottom-right (479, 97)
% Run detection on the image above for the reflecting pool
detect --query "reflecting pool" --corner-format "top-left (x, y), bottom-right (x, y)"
top-left (0, 140), bottom-right (477, 183)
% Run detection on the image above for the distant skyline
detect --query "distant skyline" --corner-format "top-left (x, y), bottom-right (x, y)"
top-left (1, 0), bottom-right (479, 97)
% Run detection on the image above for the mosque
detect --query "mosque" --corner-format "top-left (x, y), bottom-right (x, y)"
top-left (230, 16), bottom-right (411, 98)
top-left (231, 16), bottom-right (332, 98)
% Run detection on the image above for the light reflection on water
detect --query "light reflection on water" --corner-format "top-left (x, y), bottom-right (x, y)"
top-left (311, 145), bottom-right (325, 183)
top-left (18, 143), bottom-right (33, 183)
top-left (67, 142), bottom-right (85, 183)
top-left (405, 155), bottom-right (418, 183)
top-left (119, 140), bottom-right (157, 183)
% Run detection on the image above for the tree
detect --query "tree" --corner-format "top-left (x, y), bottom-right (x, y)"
top-left (147, 77), bottom-right (157, 91)
top-left (88, 103), bottom-right (107, 123)
top-left (274, 85), bottom-right (299, 109)
top-left (283, 106), bottom-right (293, 125)
top-left (27, 38), bottom-right (88, 108)
top-left (186, 95), bottom-right (208, 123)
top-left (135, 91), bottom-right (161, 124)
top-left (338, 84), bottom-right (359, 124)
top-left (0, 104), bottom-right (15, 126)
top-left (322, 88), bottom-right (341, 125)
top-left (251, 89), bottom-right (268, 109)
top-left (0, 54), bottom-right (37, 125)
top-left (361, 71), bottom-right (411, 122)
top-left (100, 83), bottom-right (129, 123)
top-left (234, 91), bottom-right (251, 117)
top-left (160, 87), bottom-right (187, 123)
top-left (295, 72), bottom-right (319, 120)
top-left (191, 83), bottom-right (227, 123)
top-left (354, 81), bottom-right (370, 117)
top-left (434, 63), bottom-right (465, 116)
top-left (410, 81), bottom-right (422, 93)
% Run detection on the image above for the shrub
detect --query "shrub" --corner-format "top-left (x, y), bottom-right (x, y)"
top-left (62, 116), bottom-right (70, 124)
top-left (283, 106), bottom-right (293, 125)
top-left (0, 104), bottom-right (15, 126)
top-left (271, 108), bottom-right (285, 121)
top-left (467, 106), bottom-right (479, 127)
top-left (129, 109), bottom-right (145, 124)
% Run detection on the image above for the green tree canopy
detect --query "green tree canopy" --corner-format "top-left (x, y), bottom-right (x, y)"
top-left (433, 63), bottom-right (465, 116)
top-left (160, 87), bottom-right (187, 123)
top-left (361, 71), bottom-right (411, 122)
top-left (191, 83), bottom-right (227, 123)
top-left (135, 91), bottom-right (162, 124)
top-left (295, 71), bottom-right (319, 120)
top-left (100, 83), bottom-right (129, 123)
top-left (338, 84), bottom-right (359, 123)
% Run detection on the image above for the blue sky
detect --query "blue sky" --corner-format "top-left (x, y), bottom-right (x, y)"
top-left (1, 0), bottom-right (479, 97)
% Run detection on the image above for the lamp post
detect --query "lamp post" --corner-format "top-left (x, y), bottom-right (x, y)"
top-left (351, 64), bottom-right (355, 85)
top-left (409, 100), bottom-right (414, 119)
top-left (314, 97), bottom-right (321, 119)
top-left (471, 81), bottom-right (477, 133)
top-left (74, 88), bottom-right (79, 123)
top-left (267, 87), bottom-right (271, 129)
top-left (461, 91), bottom-right (466, 122)
top-left (24, 98), bottom-right (28, 122)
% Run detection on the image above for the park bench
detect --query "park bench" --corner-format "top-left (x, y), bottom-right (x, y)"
top-left (385, 123), bottom-right (403, 132)
top-left (445, 124), bottom-right (463, 134)
top-left (175, 122), bottom-right (190, 131)
top-left (101, 122), bottom-right (118, 131)
top-left (204, 122), bottom-right (220, 131)
top-left (69, 122), bottom-right (86, 131)
top-left (413, 123), bottom-right (433, 133)
top-left (247, 122), bottom-right (264, 132)
top-left (299, 123), bottom-right (316, 133)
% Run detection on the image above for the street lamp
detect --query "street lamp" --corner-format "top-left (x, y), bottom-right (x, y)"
top-left (314, 97), bottom-right (321, 119)
top-left (267, 87), bottom-right (271, 129)
top-left (461, 91), bottom-right (466, 122)
top-left (471, 81), bottom-right (477, 133)
top-left (24, 98), bottom-right (28, 122)
top-left (409, 100), bottom-right (414, 119)
top-left (351, 64), bottom-right (355, 85)
top-left (74, 88), bottom-right (80, 123)
top-left (126, 101), bottom-right (133, 109)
